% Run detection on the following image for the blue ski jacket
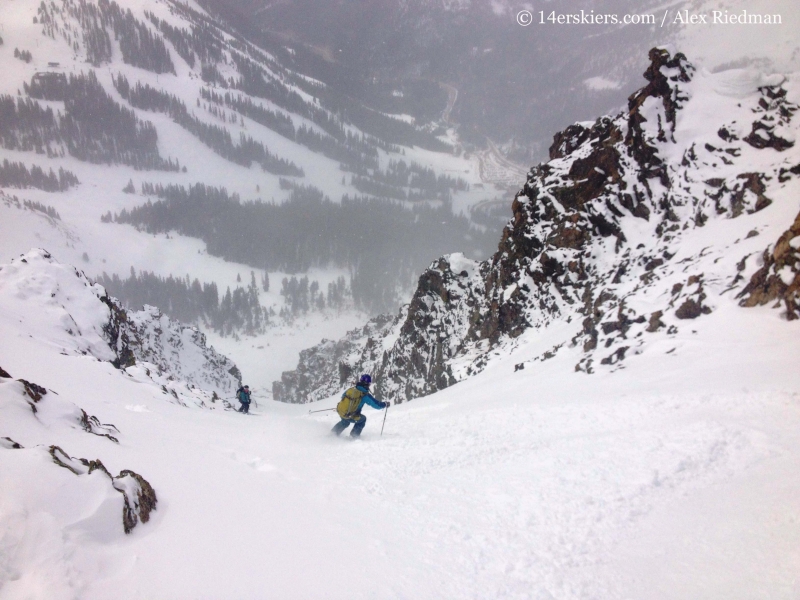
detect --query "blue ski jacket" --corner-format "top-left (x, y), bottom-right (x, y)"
top-left (237, 389), bottom-right (251, 404)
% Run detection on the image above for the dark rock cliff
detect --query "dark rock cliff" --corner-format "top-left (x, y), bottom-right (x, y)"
top-left (739, 208), bottom-right (800, 319)
top-left (274, 48), bottom-right (800, 404)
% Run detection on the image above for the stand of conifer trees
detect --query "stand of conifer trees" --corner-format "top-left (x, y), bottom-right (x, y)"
top-left (0, 160), bottom-right (79, 191)
top-left (278, 275), bottom-right (350, 318)
top-left (98, 269), bottom-right (271, 337)
top-left (109, 181), bottom-right (495, 313)
top-left (113, 75), bottom-right (302, 176)
top-left (23, 199), bottom-right (61, 220)
top-left (6, 71), bottom-right (178, 170)
top-left (38, 0), bottom-right (174, 72)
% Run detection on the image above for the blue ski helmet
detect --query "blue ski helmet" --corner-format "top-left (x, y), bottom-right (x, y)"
top-left (359, 374), bottom-right (372, 385)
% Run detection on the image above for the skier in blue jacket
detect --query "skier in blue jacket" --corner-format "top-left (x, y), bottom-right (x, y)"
top-left (237, 385), bottom-right (251, 414)
top-left (332, 374), bottom-right (389, 438)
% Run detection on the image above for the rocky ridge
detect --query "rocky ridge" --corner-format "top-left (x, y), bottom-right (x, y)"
top-left (0, 249), bottom-right (241, 408)
top-left (738, 206), bottom-right (800, 319)
top-left (274, 48), bottom-right (800, 405)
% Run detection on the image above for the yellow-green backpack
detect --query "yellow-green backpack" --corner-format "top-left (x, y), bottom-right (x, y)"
top-left (336, 387), bottom-right (364, 419)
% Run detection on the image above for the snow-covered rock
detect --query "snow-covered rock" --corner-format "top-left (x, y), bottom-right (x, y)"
top-left (0, 248), bottom-right (241, 407)
top-left (739, 207), bottom-right (800, 318)
top-left (0, 248), bottom-right (243, 575)
top-left (0, 366), bottom-right (157, 564)
top-left (276, 48), bottom-right (800, 403)
top-left (107, 303), bottom-right (242, 407)
top-left (0, 374), bottom-right (120, 443)
top-left (47, 444), bottom-right (157, 534)
top-left (272, 312), bottom-right (398, 403)
top-left (0, 441), bottom-right (157, 598)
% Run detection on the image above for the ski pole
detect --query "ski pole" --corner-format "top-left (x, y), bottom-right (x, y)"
top-left (380, 404), bottom-right (389, 436)
top-left (308, 408), bottom-right (336, 414)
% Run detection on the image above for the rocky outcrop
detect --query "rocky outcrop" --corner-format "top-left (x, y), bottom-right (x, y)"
top-left (742, 87), bottom-right (796, 152)
top-left (1, 372), bottom-right (122, 442)
top-left (738, 209), bottom-right (800, 319)
top-left (79, 409), bottom-right (120, 443)
top-left (20, 379), bottom-right (47, 401)
top-left (115, 470), bottom-right (158, 534)
top-left (49, 445), bottom-right (157, 534)
top-left (102, 294), bottom-right (138, 369)
top-left (275, 49), bottom-right (800, 404)
top-left (273, 313), bottom-right (397, 403)
top-left (108, 304), bottom-right (241, 401)
top-left (274, 253), bottom-right (487, 403)
top-left (0, 249), bottom-right (241, 407)
top-left (376, 254), bottom-right (488, 401)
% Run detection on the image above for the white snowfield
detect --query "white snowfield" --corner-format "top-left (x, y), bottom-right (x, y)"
top-left (1, 247), bottom-right (799, 599)
top-left (0, 0), bottom-right (799, 596)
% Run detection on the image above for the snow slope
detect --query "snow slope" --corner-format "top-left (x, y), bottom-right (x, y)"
top-left (0, 248), bottom-right (240, 403)
top-left (2, 248), bottom-right (799, 599)
top-left (1, 1), bottom-right (799, 597)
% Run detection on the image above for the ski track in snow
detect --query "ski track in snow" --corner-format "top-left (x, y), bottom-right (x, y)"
top-left (305, 392), bottom-right (795, 599)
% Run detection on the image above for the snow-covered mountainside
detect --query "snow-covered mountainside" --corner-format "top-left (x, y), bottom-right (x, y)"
top-left (2, 2), bottom-right (800, 596)
top-left (240, 0), bottom-right (800, 163)
top-left (0, 247), bottom-right (246, 585)
top-left (1, 248), bottom-right (240, 406)
top-left (0, 0), bottom-right (503, 381)
top-left (2, 246), bottom-right (799, 599)
top-left (274, 48), bottom-right (800, 404)
top-left (0, 248), bottom-right (243, 577)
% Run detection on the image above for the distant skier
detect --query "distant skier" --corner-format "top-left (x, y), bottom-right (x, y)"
top-left (332, 374), bottom-right (389, 438)
top-left (237, 385), bottom-right (251, 414)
